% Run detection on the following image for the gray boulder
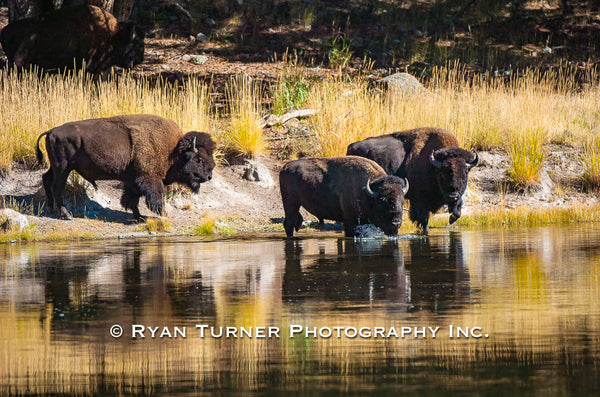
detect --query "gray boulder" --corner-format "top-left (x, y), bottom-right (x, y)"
top-left (377, 73), bottom-right (427, 96)
top-left (0, 209), bottom-right (29, 232)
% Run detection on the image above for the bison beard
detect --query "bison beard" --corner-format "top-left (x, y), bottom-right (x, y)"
top-left (36, 114), bottom-right (216, 221)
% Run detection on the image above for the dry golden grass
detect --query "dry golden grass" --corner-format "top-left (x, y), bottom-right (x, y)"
top-left (0, 69), bottom-right (213, 172)
top-left (429, 204), bottom-right (600, 229)
top-left (582, 133), bottom-right (600, 188)
top-left (306, 64), bottom-right (600, 186)
top-left (220, 74), bottom-right (267, 158)
top-left (141, 217), bottom-right (173, 233)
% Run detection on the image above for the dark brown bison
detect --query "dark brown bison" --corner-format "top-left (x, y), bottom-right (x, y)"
top-left (279, 156), bottom-right (409, 237)
top-left (35, 114), bottom-right (216, 220)
top-left (347, 127), bottom-right (478, 233)
top-left (0, 5), bottom-right (144, 73)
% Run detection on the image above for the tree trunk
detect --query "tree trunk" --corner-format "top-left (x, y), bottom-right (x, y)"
top-left (112, 0), bottom-right (134, 21)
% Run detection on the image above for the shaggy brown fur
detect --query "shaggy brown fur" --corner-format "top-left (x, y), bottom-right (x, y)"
top-left (347, 127), bottom-right (478, 233)
top-left (280, 156), bottom-right (409, 237)
top-left (36, 114), bottom-right (216, 220)
top-left (0, 5), bottom-right (144, 72)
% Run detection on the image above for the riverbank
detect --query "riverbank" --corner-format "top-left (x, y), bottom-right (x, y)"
top-left (1, 145), bottom-right (599, 243)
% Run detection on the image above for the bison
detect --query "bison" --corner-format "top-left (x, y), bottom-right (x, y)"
top-left (279, 156), bottom-right (409, 237)
top-left (35, 114), bottom-right (216, 220)
top-left (347, 127), bottom-right (478, 233)
top-left (0, 5), bottom-right (144, 73)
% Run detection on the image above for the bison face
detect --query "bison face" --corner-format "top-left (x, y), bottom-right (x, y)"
top-left (430, 148), bottom-right (478, 221)
top-left (167, 132), bottom-right (217, 193)
top-left (363, 176), bottom-right (409, 236)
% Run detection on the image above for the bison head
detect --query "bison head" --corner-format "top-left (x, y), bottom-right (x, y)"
top-left (430, 148), bottom-right (478, 223)
top-left (166, 131), bottom-right (216, 193)
top-left (363, 176), bottom-right (409, 236)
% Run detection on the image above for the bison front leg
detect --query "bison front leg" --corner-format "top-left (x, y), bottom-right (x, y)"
top-left (136, 176), bottom-right (165, 216)
top-left (120, 182), bottom-right (143, 221)
top-left (42, 169), bottom-right (54, 212)
top-left (283, 200), bottom-right (303, 238)
top-left (409, 203), bottom-right (430, 234)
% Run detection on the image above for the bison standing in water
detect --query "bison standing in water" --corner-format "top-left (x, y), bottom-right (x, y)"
top-left (347, 127), bottom-right (478, 233)
top-left (1, 5), bottom-right (144, 73)
top-left (36, 114), bottom-right (216, 220)
top-left (279, 156), bottom-right (409, 237)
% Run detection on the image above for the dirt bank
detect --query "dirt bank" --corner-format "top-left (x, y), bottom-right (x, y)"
top-left (0, 145), bottom-right (597, 241)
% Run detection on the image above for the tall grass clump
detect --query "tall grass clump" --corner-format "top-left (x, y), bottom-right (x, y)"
top-left (582, 134), bottom-right (600, 188)
top-left (307, 78), bottom-right (390, 157)
top-left (221, 74), bottom-right (267, 158)
top-left (506, 130), bottom-right (546, 188)
top-left (0, 68), bottom-right (213, 173)
top-left (272, 67), bottom-right (310, 115)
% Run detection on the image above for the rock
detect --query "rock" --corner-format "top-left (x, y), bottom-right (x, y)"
top-left (243, 160), bottom-right (275, 188)
top-left (377, 73), bottom-right (427, 97)
top-left (196, 33), bottom-right (209, 43)
top-left (205, 18), bottom-right (216, 27)
top-left (189, 54), bottom-right (209, 65)
top-left (0, 209), bottom-right (29, 232)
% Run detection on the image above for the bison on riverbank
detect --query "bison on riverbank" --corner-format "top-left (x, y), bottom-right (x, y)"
top-left (36, 114), bottom-right (216, 220)
top-left (1, 5), bottom-right (144, 73)
top-left (347, 127), bottom-right (478, 233)
top-left (279, 156), bottom-right (409, 237)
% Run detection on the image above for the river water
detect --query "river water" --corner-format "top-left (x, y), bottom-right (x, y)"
top-left (1, 226), bottom-right (599, 395)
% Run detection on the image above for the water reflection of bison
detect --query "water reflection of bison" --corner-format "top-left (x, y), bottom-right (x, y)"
top-left (282, 233), bottom-right (471, 312)
top-left (280, 156), bottom-right (409, 237)
top-left (282, 239), bottom-right (410, 303)
top-left (0, 5), bottom-right (144, 73)
top-left (405, 232), bottom-right (471, 312)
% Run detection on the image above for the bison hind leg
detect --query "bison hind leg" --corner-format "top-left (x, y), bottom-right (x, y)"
top-left (42, 169), bottom-right (54, 211)
top-left (136, 177), bottom-right (165, 216)
top-left (295, 213), bottom-right (304, 232)
top-left (50, 168), bottom-right (73, 220)
top-left (283, 201), bottom-right (302, 238)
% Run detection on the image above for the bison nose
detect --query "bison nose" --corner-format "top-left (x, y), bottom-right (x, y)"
top-left (207, 174), bottom-right (212, 181)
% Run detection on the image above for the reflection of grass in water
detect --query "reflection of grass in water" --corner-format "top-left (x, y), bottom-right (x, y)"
top-left (512, 254), bottom-right (547, 303)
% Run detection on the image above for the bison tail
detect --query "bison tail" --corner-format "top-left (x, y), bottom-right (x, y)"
top-left (35, 131), bottom-right (51, 165)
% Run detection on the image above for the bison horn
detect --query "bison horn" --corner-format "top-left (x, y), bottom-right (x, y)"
top-left (365, 179), bottom-right (377, 198)
top-left (192, 136), bottom-right (198, 153)
top-left (402, 178), bottom-right (409, 195)
top-left (430, 151), bottom-right (442, 168)
top-left (467, 152), bottom-right (479, 169)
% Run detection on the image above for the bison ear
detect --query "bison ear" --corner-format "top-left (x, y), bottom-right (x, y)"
top-left (467, 152), bottom-right (479, 170)
top-left (430, 151), bottom-right (443, 168)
